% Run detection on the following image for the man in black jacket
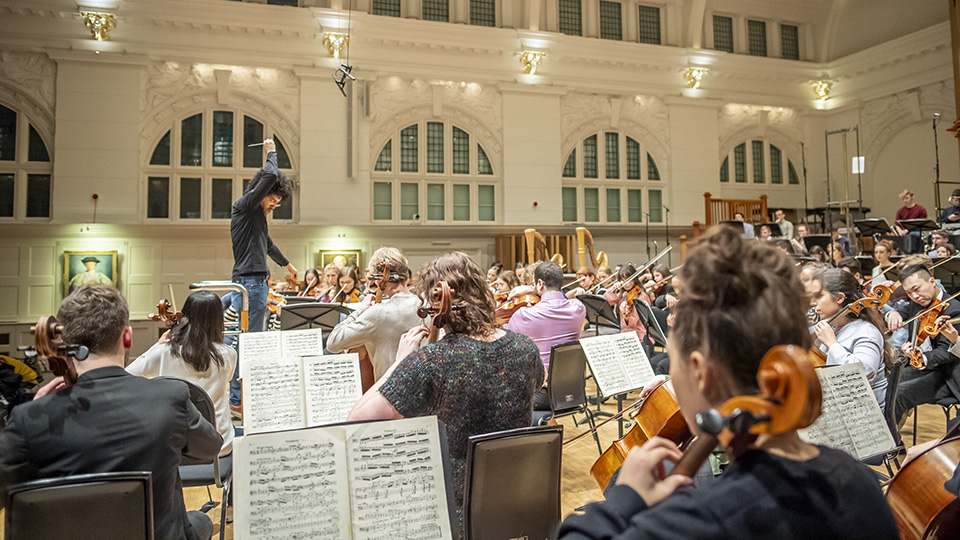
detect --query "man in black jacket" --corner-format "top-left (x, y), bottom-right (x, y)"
top-left (0, 284), bottom-right (222, 540)
top-left (228, 138), bottom-right (296, 413)
top-left (895, 264), bottom-right (960, 422)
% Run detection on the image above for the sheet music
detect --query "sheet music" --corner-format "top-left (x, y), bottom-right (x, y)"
top-left (238, 332), bottom-right (282, 379)
top-left (304, 354), bottom-right (363, 427)
top-left (243, 357), bottom-right (306, 434)
top-left (281, 328), bottom-right (325, 358)
top-left (346, 417), bottom-right (452, 540)
top-left (610, 332), bottom-right (657, 390)
top-left (579, 335), bottom-right (630, 397)
top-left (234, 428), bottom-right (350, 540)
top-left (799, 363), bottom-right (895, 460)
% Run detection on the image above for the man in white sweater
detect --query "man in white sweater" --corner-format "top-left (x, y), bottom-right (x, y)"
top-left (326, 247), bottom-right (423, 380)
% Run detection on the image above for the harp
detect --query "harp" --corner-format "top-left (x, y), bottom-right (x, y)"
top-left (524, 228), bottom-right (564, 267)
top-left (576, 227), bottom-right (608, 269)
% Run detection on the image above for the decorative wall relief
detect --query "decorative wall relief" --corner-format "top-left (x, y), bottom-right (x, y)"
top-left (0, 51), bottom-right (57, 139)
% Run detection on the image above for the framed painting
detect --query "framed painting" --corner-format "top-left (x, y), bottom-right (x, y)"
top-left (319, 249), bottom-right (362, 271)
top-left (63, 250), bottom-right (118, 296)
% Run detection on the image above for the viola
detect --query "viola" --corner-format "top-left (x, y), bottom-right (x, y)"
top-left (886, 434), bottom-right (960, 540)
top-left (22, 316), bottom-right (90, 386)
top-left (417, 281), bottom-right (454, 344)
top-left (669, 345), bottom-right (821, 478)
top-left (147, 299), bottom-right (183, 327)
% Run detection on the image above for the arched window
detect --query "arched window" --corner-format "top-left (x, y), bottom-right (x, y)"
top-left (0, 103), bottom-right (52, 220)
top-left (371, 121), bottom-right (499, 224)
top-left (720, 140), bottom-right (800, 186)
top-left (561, 131), bottom-right (664, 224)
top-left (143, 107), bottom-right (297, 222)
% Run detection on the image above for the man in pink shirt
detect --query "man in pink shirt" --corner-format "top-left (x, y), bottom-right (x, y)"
top-left (505, 261), bottom-right (587, 410)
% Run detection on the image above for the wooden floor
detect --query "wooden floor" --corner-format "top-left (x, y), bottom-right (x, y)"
top-left (1, 393), bottom-right (951, 539)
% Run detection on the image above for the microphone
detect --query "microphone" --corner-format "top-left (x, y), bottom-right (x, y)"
top-left (935, 112), bottom-right (942, 118)
top-left (662, 205), bottom-right (670, 212)
top-left (653, 241), bottom-right (659, 252)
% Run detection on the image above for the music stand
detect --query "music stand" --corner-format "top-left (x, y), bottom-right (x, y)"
top-left (803, 235), bottom-right (832, 252)
top-left (758, 223), bottom-right (782, 238)
top-left (633, 299), bottom-right (668, 349)
top-left (854, 218), bottom-right (893, 238)
top-left (933, 257), bottom-right (960, 292)
top-left (900, 219), bottom-right (939, 234)
top-left (719, 220), bottom-right (745, 233)
top-left (576, 295), bottom-right (620, 337)
top-left (856, 256), bottom-right (878, 277)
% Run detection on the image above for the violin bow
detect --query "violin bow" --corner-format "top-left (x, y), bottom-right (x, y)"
top-left (901, 289), bottom-right (960, 327)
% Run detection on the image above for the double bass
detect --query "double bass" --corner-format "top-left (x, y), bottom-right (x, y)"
top-left (886, 431), bottom-right (960, 540)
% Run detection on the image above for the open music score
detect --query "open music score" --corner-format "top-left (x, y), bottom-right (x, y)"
top-left (242, 353), bottom-right (363, 434)
top-left (238, 328), bottom-right (325, 379)
top-left (579, 332), bottom-right (657, 397)
top-left (234, 416), bottom-right (454, 540)
top-left (798, 363), bottom-right (896, 461)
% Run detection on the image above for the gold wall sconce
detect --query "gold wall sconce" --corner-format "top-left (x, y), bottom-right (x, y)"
top-left (322, 33), bottom-right (349, 59)
top-left (814, 80), bottom-right (832, 101)
top-left (520, 51), bottom-right (546, 75)
top-left (81, 11), bottom-right (117, 41)
top-left (683, 67), bottom-right (708, 89)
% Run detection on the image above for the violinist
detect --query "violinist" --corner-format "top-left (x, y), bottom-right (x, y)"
top-left (557, 227), bottom-right (898, 540)
top-left (565, 267), bottom-right (596, 298)
top-left (0, 284), bottom-right (222, 540)
top-left (316, 263), bottom-right (340, 301)
top-left (928, 230), bottom-right (951, 257)
top-left (808, 268), bottom-right (892, 410)
top-left (894, 264), bottom-right (960, 423)
top-left (836, 257), bottom-right (864, 285)
top-left (593, 266), bottom-right (613, 294)
top-left (492, 269), bottom-right (521, 294)
top-left (298, 267), bottom-right (322, 298)
top-left (604, 265), bottom-right (652, 347)
top-left (504, 261), bottom-right (586, 410)
top-left (347, 252), bottom-right (543, 536)
top-left (936, 243), bottom-right (957, 258)
top-left (333, 265), bottom-right (364, 304)
top-left (487, 261), bottom-right (503, 284)
top-left (871, 239), bottom-right (897, 279)
top-left (326, 247), bottom-right (422, 379)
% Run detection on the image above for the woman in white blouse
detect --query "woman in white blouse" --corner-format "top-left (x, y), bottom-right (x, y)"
top-left (809, 268), bottom-right (893, 411)
top-left (127, 290), bottom-right (237, 455)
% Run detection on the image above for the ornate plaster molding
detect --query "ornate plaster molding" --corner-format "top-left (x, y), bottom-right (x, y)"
top-left (0, 51), bottom-right (57, 142)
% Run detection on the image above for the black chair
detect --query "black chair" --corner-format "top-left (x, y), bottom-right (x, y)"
top-left (870, 356), bottom-right (905, 478)
top-left (279, 303), bottom-right (352, 345)
top-left (5, 471), bottom-right (154, 540)
top-left (462, 425), bottom-right (563, 540)
top-left (159, 377), bottom-right (231, 540)
top-left (532, 341), bottom-right (603, 455)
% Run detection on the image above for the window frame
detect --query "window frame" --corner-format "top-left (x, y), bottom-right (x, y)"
top-left (561, 130), bottom-right (665, 225)
top-left (719, 139), bottom-right (801, 188)
top-left (371, 120), bottom-right (500, 225)
top-left (141, 106), bottom-right (298, 224)
top-left (0, 102), bottom-right (53, 222)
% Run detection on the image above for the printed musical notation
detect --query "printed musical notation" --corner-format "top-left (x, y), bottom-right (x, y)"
top-left (234, 416), bottom-right (452, 540)
top-left (799, 363), bottom-right (896, 460)
top-left (579, 332), bottom-right (656, 397)
top-left (281, 328), bottom-right (325, 358)
top-left (238, 332), bottom-right (282, 379)
top-left (305, 354), bottom-right (363, 427)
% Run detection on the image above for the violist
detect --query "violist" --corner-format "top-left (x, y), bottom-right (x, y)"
top-left (557, 227), bottom-right (898, 540)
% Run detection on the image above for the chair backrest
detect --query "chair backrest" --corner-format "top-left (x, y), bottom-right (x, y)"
top-left (462, 425), bottom-right (563, 540)
top-left (156, 377), bottom-right (218, 469)
top-left (279, 303), bottom-right (352, 337)
top-left (5, 471), bottom-right (154, 540)
top-left (547, 341), bottom-right (589, 416)
top-left (883, 355), bottom-right (905, 441)
top-left (633, 299), bottom-right (667, 348)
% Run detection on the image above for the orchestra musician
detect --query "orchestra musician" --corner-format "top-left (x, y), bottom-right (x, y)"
top-left (732, 211), bottom-right (754, 239)
top-left (326, 247), bottom-right (422, 380)
top-left (604, 265), bottom-right (653, 349)
top-left (791, 223), bottom-right (809, 254)
top-left (895, 188), bottom-right (928, 232)
top-left (594, 266), bottom-right (613, 294)
top-left (566, 267), bottom-right (596, 298)
top-left (492, 269), bottom-right (521, 294)
top-left (892, 264), bottom-right (960, 424)
top-left (928, 229), bottom-right (951, 258)
top-left (937, 189), bottom-right (960, 226)
top-left (487, 261), bottom-right (503, 284)
top-left (872, 239), bottom-right (897, 279)
top-left (317, 263), bottom-right (340, 301)
top-left (808, 268), bottom-right (891, 410)
top-left (758, 224), bottom-right (774, 241)
top-left (333, 265), bottom-right (364, 304)
top-left (503, 261), bottom-right (587, 410)
top-left (937, 243), bottom-right (957, 258)
top-left (0, 284), bottom-right (222, 540)
top-left (774, 209), bottom-right (794, 240)
top-left (836, 257), bottom-right (864, 285)
top-left (298, 267), bottom-right (322, 298)
top-left (127, 291), bottom-right (237, 456)
top-left (346, 252), bottom-right (543, 535)
top-left (557, 227), bottom-right (898, 540)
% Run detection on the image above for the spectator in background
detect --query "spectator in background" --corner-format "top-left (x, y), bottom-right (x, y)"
top-left (774, 209), bottom-right (794, 240)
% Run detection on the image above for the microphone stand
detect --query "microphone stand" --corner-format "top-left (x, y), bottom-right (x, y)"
top-left (934, 113), bottom-right (942, 217)
top-left (664, 205), bottom-right (672, 267)
top-left (644, 213), bottom-right (651, 260)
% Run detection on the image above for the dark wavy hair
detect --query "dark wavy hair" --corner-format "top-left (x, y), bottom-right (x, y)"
top-left (812, 268), bottom-right (894, 368)
top-left (673, 227), bottom-right (811, 398)
top-left (169, 290), bottom-right (225, 372)
top-left (416, 252), bottom-right (496, 338)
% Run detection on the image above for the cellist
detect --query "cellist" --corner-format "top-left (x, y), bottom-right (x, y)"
top-left (894, 264), bottom-right (960, 424)
top-left (558, 227), bottom-right (898, 540)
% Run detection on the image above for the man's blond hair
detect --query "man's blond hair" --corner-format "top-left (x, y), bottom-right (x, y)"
top-left (368, 246), bottom-right (411, 280)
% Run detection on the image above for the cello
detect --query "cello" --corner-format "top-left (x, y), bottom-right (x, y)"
top-left (21, 316), bottom-right (90, 386)
top-left (886, 430), bottom-right (960, 539)
top-left (417, 281), bottom-right (454, 344)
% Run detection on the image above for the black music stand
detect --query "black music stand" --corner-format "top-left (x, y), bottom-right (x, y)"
top-left (933, 257), bottom-right (960, 292)
top-left (803, 235), bottom-right (832, 252)
top-left (791, 255), bottom-right (816, 264)
top-left (856, 256), bottom-right (878, 277)
top-left (900, 218), bottom-right (939, 234)
top-left (577, 295), bottom-right (620, 337)
top-left (633, 299), bottom-right (668, 349)
top-left (879, 234), bottom-right (909, 254)
top-left (719, 220), bottom-right (745, 233)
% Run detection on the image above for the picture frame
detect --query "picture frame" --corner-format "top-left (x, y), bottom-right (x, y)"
top-left (63, 250), bottom-right (119, 296)
top-left (319, 249), bottom-right (363, 271)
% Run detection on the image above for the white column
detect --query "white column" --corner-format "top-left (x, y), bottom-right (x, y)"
top-left (584, 0), bottom-right (599, 38)
top-left (624, 0), bottom-right (637, 43)
top-left (663, 97), bottom-right (722, 225)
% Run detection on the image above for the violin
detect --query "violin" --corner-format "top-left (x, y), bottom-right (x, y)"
top-left (147, 299), bottom-right (183, 326)
top-left (669, 345), bottom-right (822, 477)
top-left (809, 293), bottom-right (885, 367)
top-left (903, 290), bottom-right (960, 369)
top-left (886, 432), bottom-right (960, 540)
top-left (494, 294), bottom-right (539, 325)
top-left (21, 316), bottom-right (90, 386)
top-left (417, 281), bottom-right (454, 344)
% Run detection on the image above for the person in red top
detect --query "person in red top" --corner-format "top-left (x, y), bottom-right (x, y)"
top-left (895, 189), bottom-right (927, 233)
